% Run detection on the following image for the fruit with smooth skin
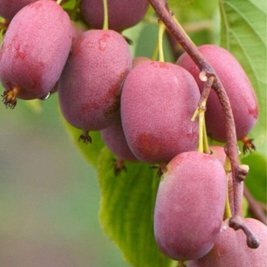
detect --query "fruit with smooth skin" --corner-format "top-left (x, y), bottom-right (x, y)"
top-left (154, 151), bottom-right (227, 260)
top-left (101, 118), bottom-right (136, 161)
top-left (188, 218), bottom-right (267, 267)
top-left (177, 44), bottom-right (258, 141)
top-left (121, 60), bottom-right (200, 163)
top-left (210, 146), bottom-right (226, 166)
top-left (58, 29), bottom-right (131, 136)
top-left (0, 0), bottom-right (72, 106)
top-left (0, 0), bottom-right (43, 21)
top-left (132, 57), bottom-right (149, 68)
top-left (80, 0), bottom-right (149, 31)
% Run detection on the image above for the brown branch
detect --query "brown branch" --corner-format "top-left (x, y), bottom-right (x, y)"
top-left (148, 0), bottom-right (243, 217)
top-left (244, 186), bottom-right (267, 225)
top-left (199, 76), bottom-right (214, 105)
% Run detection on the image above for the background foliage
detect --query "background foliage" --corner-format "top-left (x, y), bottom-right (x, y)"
top-left (0, 0), bottom-right (266, 266)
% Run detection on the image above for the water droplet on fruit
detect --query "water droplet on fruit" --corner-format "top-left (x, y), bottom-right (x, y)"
top-left (39, 92), bottom-right (50, 100)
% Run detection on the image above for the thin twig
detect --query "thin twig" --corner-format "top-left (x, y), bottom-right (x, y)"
top-left (244, 186), bottom-right (267, 225)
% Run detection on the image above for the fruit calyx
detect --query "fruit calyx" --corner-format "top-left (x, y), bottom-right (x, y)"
top-left (2, 86), bottom-right (20, 109)
top-left (151, 163), bottom-right (167, 177)
top-left (113, 159), bottom-right (127, 176)
top-left (79, 131), bottom-right (92, 144)
top-left (242, 136), bottom-right (256, 154)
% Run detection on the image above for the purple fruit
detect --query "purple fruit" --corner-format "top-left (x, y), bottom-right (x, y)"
top-left (101, 118), bottom-right (136, 161)
top-left (58, 29), bottom-right (131, 135)
top-left (154, 151), bottom-right (227, 260)
top-left (210, 146), bottom-right (226, 166)
top-left (177, 44), bottom-right (258, 141)
top-left (0, 0), bottom-right (72, 107)
top-left (80, 0), bottom-right (149, 31)
top-left (121, 60), bottom-right (200, 163)
top-left (188, 218), bottom-right (267, 267)
top-left (0, 0), bottom-right (43, 21)
top-left (132, 57), bottom-right (149, 68)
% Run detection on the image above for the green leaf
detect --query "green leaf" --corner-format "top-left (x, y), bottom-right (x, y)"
top-left (62, 119), bottom-right (105, 167)
top-left (242, 153), bottom-right (267, 204)
top-left (146, 0), bottom-right (219, 46)
top-left (219, 0), bottom-right (267, 157)
top-left (168, 0), bottom-right (218, 21)
top-left (98, 148), bottom-right (173, 267)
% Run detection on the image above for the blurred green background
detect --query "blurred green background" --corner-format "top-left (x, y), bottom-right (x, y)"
top-left (1, 1), bottom-right (266, 266)
top-left (0, 96), bottom-right (128, 267)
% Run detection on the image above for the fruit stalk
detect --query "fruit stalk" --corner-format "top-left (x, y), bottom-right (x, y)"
top-left (102, 0), bottom-right (109, 30)
top-left (148, 0), bottom-right (245, 222)
top-left (158, 21), bottom-right (166, 62)
top-left (191, 76), bottom-right (214, 153)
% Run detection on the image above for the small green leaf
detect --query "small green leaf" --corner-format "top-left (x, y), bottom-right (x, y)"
top-left (98, 148), bottom-right (173, 267)
top-left (242, 153), bottom-right (267, 204)
top-left (220, 0), bottom-right (267, 157)
top-left (62, 119), bottom-right (104, 167)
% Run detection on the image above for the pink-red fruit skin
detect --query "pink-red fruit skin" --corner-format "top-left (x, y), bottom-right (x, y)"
top-left (188, 218), bottom-right (267, 267)
top-left (101, 119), bottom-right (136, 161)
top-left (80, 0), bottom-right (149, 31)
top-left (210, 146), bottom-right (226, 166)
top-left (178, 45), bottom-right (258, 141)
top-left (121, 60), bottom-right (199, 163)
top-left (154, 151), bottom-right (227, 260)
top-left (0, 0), bottom-right (72, 99)
top-left (0, 0), bottom-right (43, 20)
top-left (58, 30), bottom-right (131, 131)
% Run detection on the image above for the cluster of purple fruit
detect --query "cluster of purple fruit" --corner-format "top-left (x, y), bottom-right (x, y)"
top-left (0, 0), bottom-right (266, 266)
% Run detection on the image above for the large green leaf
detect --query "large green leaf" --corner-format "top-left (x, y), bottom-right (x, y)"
top-left (62, 120), bottom-right (104, 167)
top-left (169, 0), bottom-right (218, 21)
top-left (220, 0), bottom-right (267, 156)
top-left (98, 148), bottom-right (173, 267)
top-left (146, 0), bottom-right (219, 46)
top-left (242, 152), bottom-right (267, 204)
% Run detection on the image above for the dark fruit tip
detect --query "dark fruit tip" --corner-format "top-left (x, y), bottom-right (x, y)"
top-left (123, 35), bottom-right (133, 45)
top-left (112, 159), bottom-right (127, 176)
top-left (247, 235), bottom-right (260, 249)
top-left (150, 163), bottom-right (167, 177)
top-left (79, 131), bottom-right (92, 144)
top-left (1, 87), bottom-right (20, 109)
top-left (242, 137), bottom-right (256, 154)
top-left (177, 260), bottom-right (186, 267)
